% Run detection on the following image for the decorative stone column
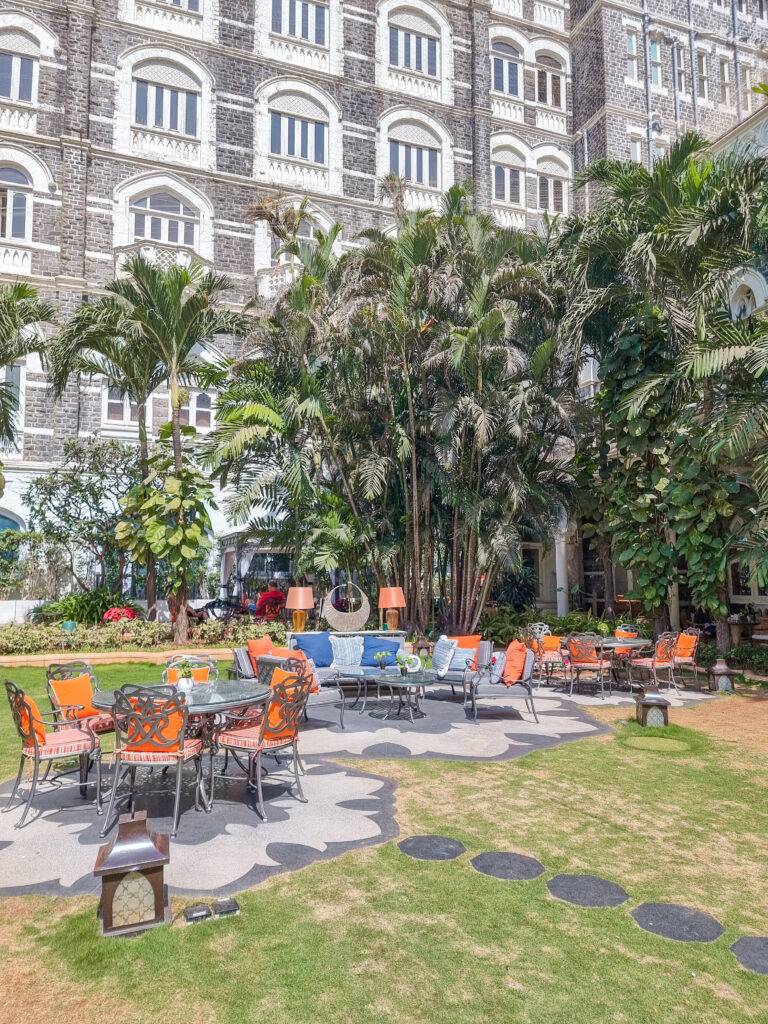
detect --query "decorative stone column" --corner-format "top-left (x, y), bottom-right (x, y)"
top-left (555, 513), bottom-right (569, 617)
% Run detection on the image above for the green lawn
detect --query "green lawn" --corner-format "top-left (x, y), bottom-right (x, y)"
top-left (0, 688), bottom-right (765, 1024)
top-left (0, 660), bottom-right (232, 779)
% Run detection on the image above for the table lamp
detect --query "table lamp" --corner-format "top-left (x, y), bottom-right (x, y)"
top-left (286, 586), bottom-right (314, 632)
top-left (378, 586), bottom-right (406, 631)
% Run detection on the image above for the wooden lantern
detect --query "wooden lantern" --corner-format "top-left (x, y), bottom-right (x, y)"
top-left (94, 810), bottom-right (170, 937)
top-left (635, 688), bottom-right (671, 728)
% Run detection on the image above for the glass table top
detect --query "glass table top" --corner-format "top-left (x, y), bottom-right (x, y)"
top-left (91, 679), bottom-right (271, 714)
top-left (337, 670), bottom-right (439, 687)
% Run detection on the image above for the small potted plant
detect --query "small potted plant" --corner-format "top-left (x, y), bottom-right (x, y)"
top-left (174, 658), bottom-right (195, 692)
top-left (374, 651), bottom-right (390, 673)
top-left (396, 653), bottom-right (409, 677)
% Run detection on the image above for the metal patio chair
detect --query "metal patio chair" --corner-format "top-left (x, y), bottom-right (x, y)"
top-left (46, 661), bottom-right (114, 735)
top-left (464, 647), bottom-right (539, 723)
top-left (567, 633), bottom-right (612, 698)
top-left (632, 632), bottom-right (679, 692)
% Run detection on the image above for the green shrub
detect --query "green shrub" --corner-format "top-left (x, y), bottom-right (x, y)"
top-left (30, 589), bottom-right (141, 626)
top-left (229, 620), bottom-right (287, 647)
top-left (479, 605), bottom-right (651, 646)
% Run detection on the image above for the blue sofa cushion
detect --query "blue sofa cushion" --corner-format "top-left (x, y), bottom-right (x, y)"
top-left (361, 635), bottom-right (401, 668)
top-left (293, 632), bottom-right (334, 668)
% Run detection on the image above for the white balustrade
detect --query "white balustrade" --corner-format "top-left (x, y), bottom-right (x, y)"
top-left (536, 108), bottom-right (567, 133)
top-left (0, 101), bottom-right (36, 134)
top-left (533, 1), bottom-right (565, 31)
top-left (133, 0), bottom-right (204, 38)
top-left (492, 0), bottom-right (523, 17)
top-left (385, 68), bottom-right (441, 103)
top-left (491, 96), bottom-right (524, 123)
top-left (491, 205), bottom-right (526, 230)
top-left (269, 34), bottom-right (330, 73)
top-left (114, 242), bottom-right (208, 274)
top-left (0, 243), bottom-right (31, 275)
top-left (131, 127), bottom-right (202, 166)
top-left (256, 263), bottom-right (297, 300)
top-left (266, 156), bottom-right (329, 193)
top-left (403, 185), bottom-right (441, 212)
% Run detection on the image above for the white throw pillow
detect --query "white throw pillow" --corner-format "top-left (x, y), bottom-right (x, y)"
top-left (432, 636), bottom-right (458, 677)
top-left (448, 647), bottom-right (475, 671)
top-left (330, 634), bottom-right (364, 669)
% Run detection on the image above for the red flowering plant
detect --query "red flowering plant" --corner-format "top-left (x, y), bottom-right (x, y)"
top-left (102, 606), bottom-right (139, 623)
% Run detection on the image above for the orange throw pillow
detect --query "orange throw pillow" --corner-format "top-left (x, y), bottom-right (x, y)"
top-left (126, 697), bottom-right (183, 754)
top-left (247, 635), bottom-right (274, 674)
top-left (20, 695), bottom-right (47, 746)
top-left (50, 673), bottom-right (97, 719)
top-left (502, 641), bottom-right (527, 686)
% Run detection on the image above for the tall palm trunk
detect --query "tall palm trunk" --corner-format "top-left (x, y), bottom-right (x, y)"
top-left (169, 372), bottom-right (189, 644)
top-left (137, 401), bottom-right (157, 621)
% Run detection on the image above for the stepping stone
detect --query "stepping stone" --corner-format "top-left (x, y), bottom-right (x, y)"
top-left (471, 851), bottom-right (545, 881)
top-left (731, 937), bottom-right (768, 974)
top-left (398, 835), bottom-right (465, 861)
top-left (631, 903), bottom-right (724, 942)
top-left (547, 873), bottom-right (628, 907)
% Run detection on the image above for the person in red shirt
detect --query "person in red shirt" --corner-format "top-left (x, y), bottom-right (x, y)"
top-left (255, 580), bottom-right (286, 619)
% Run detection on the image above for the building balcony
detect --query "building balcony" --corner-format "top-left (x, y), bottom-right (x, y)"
top-left (266, 155), bottom-right (329, 193)
top-left (535, 107), bottom-right (567, 134)
top-left (114, 242), bottom-right (210, 275)
top-left (533, 1), bottom-right (565, 31)
top-left (491, 204), bottom-right (526, 230)
top-left (385, 67), bottom-right (442, 103)
top-left (0, 99), bottom-right (36, 134)
top-left (491, 94), bottom-right (524, 123)
top-left (492, 0), bottom-right (523, 17)
top-left (268, 33), bottom-right (331, 74)
top-left (0, 242), bottom-right (32, 276)
top-left (132, 0), bottom-right (204, 38)
top-left (130, 126), bottom-right (202, 168)
top-left (256, 263), bottom-right (297, 301)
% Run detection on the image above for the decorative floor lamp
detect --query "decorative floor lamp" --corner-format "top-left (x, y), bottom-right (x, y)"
top-left (379, 587), bottom-right (406, 631)
top-left (286, 586), bottom-right (314, 632)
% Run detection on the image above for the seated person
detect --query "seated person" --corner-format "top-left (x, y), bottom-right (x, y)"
top-left (255, 580), bottom-right (286, 618)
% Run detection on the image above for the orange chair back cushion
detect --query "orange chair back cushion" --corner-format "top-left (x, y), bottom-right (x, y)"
top-left (675, 634), bottom-right (697, 658)
top-left (264, 667), bottom-right (304, 742)
top-left (247, 635), bottom-right (274, 673)
top-left (655, 640), bottom-right (673, 664)
top-left (569, 640), bottom-right (598, 663)
top-left (502, 641), bottom-right (527, 685)
top-left (537, 634), bottom-right (562, 653)
top-left (614, 628), bottom-right (638, 656)
top-left (190, 666), bottom-right (210, 683)
top-left (20, 695), bottom-right (47, 746)
top-left (125, 699), bottom-right (184, 754)
top-left (166, 666), bottom-right (180, 684)
top-left (50, 674), bottom-right (97, 719)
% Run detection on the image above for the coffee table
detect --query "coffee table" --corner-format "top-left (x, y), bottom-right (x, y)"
top-left (336, 670), bottom-right (439, 726)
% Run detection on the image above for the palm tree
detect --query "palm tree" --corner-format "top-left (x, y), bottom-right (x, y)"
top-left (0, 282), bottom-right (54, 449)
top-left (50, 255), bottom-right (250, 639)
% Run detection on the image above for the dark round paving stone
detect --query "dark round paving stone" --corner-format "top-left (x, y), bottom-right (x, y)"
top-left (731, 937), bottom-right (768, 974)
top-left (471, 851), bottom-right (545, 881)
top-left (547, 873), bottom-right (628, 908)
top-left (631, 903), bottom-right (724, 942)
top-left (398, 835), bottom-right (466, 861)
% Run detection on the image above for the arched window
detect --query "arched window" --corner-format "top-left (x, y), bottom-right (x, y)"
top-left (0, 31), bottom-right (37, 104)
top-left (492, 146), bottom-right (525, 207)
top-left (269, 92), bottom-right (328, 166)
top-left (537, 158), bottom-right (568, 214)
top-left (132, 60), bottom-right (200, 139)
top-left (0, 166), bottom-right (31, 240)
top-left (491, 40), bottom-right (521, 97)
top-left (388, 120), bottom-right (441, 189)
top-left (272, 0), bottom-right (328, 47)
top-left (388, 8), bottom-right (439, 78)
top-left (536, 54), bottom-right (564, 109)
top-left (130, 191), bottom-right (199, 248)
top-left (174, 389), bottom-right (215, 430)
top-left (271, 216), bottom-right (315, 265)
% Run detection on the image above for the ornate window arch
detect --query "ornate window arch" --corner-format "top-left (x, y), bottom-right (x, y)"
top-left (377, 0), bottom-right (453, 106)
top-left (116, 0), bottom-right (219, 44)
top-left (489, 27), bottom-right (528, 100)
top-left (0, 144), bottom-right (55, 275)
top-left (255, 79), bottom-right (341, 195)
top-left (729, 268), bottom-right (768, 320)
top-left (378, 107), bottom-right (453, 210)
top-left (254, 197), bottom-right (340, 298)
top-left (0, 13), bottom-right (57, 134)
top-left (534, 146), bottom-right (570, 216)
top-left (256, 0), bottom-right (342, 76)
top-left (112, 172), bottom-right (214, 271)
top-left (490, 133), bottom-right (530, 228)
top-left (114, 46), bottom-right (216, 170)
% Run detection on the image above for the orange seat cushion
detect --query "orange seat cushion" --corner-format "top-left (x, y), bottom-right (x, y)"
top-left (675, 634), bottom-right (697, 658)
top-left (50, 673), bottom-right (98, 720)
top-left (502, 641), bottom-right (527, 685)
top-left (247, 635), bottom-right (274, 674)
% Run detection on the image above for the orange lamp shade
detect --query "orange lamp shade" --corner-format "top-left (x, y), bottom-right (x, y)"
top-left (378, 587), bottom-right (406, 610)
top-left (285, 586), bottom-right (315, 611)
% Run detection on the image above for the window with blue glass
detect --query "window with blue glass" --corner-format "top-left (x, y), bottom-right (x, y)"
top-left (134, 79), bottom-right (199, 137)
top-left (389, 25), bottom-right (438, 77)
top-left (389, 140), bottom-right (439, 188)
top-left (270, 111), bottom-right (327, 164)
top-left (491, 41), bottom-right (520, 96)
top-left (493, 164), bottom-right (522, 205)
top-left (0, 51), bottom-right (34, 103)
top-left (0, 167), bottom-right (31, 241)
top-left (272, 0), bottom-right (328, 46)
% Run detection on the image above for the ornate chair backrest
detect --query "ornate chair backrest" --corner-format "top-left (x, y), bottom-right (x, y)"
top-left (526, 622), bottom-right (552, 642)
top-left (255, 654), bottom-right (284, 690)
top-left (568, 633), bottom-right (603, 663)
top-left (46, 660), bottom-right (94, 683)
top-left (46, 661), bottom-right (99, 720)
top-left (654, 632), bottom-right (678, 665)
top-left (614, 624), bottom-right (639, 656)
top-left (258, 661), bottom-right (312, 747)
top-left (675, 628), bottom-right (700, 658)
top-left (113, 685), bottom-right (188, 757)
top-left (5, 680), bottom-right (46, 752)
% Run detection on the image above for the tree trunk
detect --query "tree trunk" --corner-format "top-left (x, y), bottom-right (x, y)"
top-left (137, 401), bottom-right (157, 620)
top-left (652, 603), bottom-right (670, 638)
top-left (169, 375), bottom-right (189, 645)
top-left (597, 536), bottom-right (616, 616)
top-left (715, 586), bottom-right (730, 654)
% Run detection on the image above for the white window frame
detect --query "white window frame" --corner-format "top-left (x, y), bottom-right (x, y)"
top-left (649, 38), bottom-right (662, 89)
top-left (130, 191), bottom-right (199, 249)
top-left (0, 166), bottom-right (31, 242)
top-left (169, 389), bottom-right (216, 432)
top-left (696, 51), bottom-right (708, 101)
top-left (626, 30), bottom-right (639, 82)
top-left (741, 64), bottom-right (753, 114)
top-left (492, 162), bottom-right (524, 206)
top-left (538, 174), bottom-right (566, 214)
top-left (536, 64), bottom-right (564, 109)
top-left (490, 40), bottom-right (521, 98)
top-left (719, 57), bottom-right (732, 106)
top-left (376, 0), bottom-right (454, 106)
top-left (102, 384), bottom-right (147, 429)
top-left (132, 77), bottom-right (200, 139)
top-left (389, 139), bottom-right (440, 189)
top-left (674, 44), bottom-right (686, 93)
top-left (629, 137), bottom-right (643, 163)
top-left (388, 23), bottom-right (439, 79)
top-left (0, 50), bottom-right (37, 105)
top-left (269, 109), bottom-right (328, 166)
top-left (271, 0), bottom-right (329, 48)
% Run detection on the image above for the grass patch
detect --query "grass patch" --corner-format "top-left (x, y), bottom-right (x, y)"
top-left (8, 720), bottom-right (768, 1024)
top-left (616, 720), bottom-right (713, 757)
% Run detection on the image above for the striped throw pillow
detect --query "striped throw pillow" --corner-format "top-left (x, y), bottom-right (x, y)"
top-left (432, 636), bottom-right (458, 677)
top-left (329, 634), bottom-right (364, 668)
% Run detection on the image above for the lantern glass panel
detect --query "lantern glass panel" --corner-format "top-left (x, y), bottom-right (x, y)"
top-left (112, 871), bottom-right (156, 929)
